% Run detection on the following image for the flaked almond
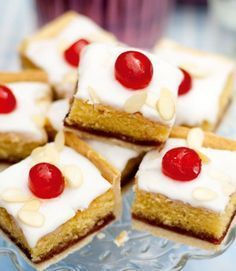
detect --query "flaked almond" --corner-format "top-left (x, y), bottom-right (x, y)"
top-left (62, 165), bottom-right (83, 188)
top-left (114, 231), bottom-right (129, 247)
top-left (196, 150), bottom-right (210, 164)
top-left (187, 127), bottom-right (204, 150)
top-left (156, 88), bottom-right (175, 121)
top-left (31, 144), bottom-right (59, 165)
top-left (222, 183), bottom-right (236, 196)
top-left (88, 86), bottom-right (101, 104)
top-left (18, 209), bottom-right (44, 227)
top-left (54, 131), bottom-right (65, 152)
top-left (32, 115), bottom-right (45, 127)
top-left (124, 91), bottom-right (147, 113)
top-left (180, 62), bottom-right (210, 78)
top-left (192, 187), bottom-right (217, 201)
top-left (22, 199), bottom-right (41, 211)
top-left (1, 188), bottom-right (31, 203)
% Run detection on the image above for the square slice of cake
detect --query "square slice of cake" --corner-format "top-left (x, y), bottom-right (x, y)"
top-left (0, 71), bottom-right (52, 162)
top-left (46, 99), bottom-right (144, 185)
top-left (19, 11), bottom-right (117, 98)
top-left (0, 132), bottom-right (120, 269)
top-left (154, 39), bottom-right (235, 131)
top-left (132, 126), bottom-right (236, 246)
top-left (65, 43), bottom-right (183, 151)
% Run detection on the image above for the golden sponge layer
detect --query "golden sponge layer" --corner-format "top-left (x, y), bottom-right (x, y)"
top-left (132, 189), bottom-right (236, 243)
top-left (65, 99), bottom-right (170, 148)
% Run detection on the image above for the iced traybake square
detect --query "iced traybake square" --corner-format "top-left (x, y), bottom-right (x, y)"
top-left (154, 39), bottom-right (235, 131)
top-left (132, 126), bottom-right (236, 245)
top-left (0, 70), bottom-right (51, 162)
top-left (65, 43), bottom-right (182, 151)
top-left (0, 132), bottom-right (120, 269)
top-left (46, 99), bottom-right (144, 185)
top-left (19, 11), bottom-right (117, 98)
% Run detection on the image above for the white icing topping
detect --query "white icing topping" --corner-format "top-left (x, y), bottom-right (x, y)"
top-left (25, 16), bottom-right (116, 98)
top-left (47, 99), bottom-right (70, 131)
top-left (0, 82), bottom-right (50, 140)
top-left (75, 43), bottom-right (182, 125)
top-left (0, 144), bottom-right (111, 247)
top-left (155, 44), bottom-right (235, 126)
top-left (47, 99), bottom-right (141, 172)
top-left (85, 139), bottom-right (140, 172)
top-left (137, 138), bottom-right (236, 213)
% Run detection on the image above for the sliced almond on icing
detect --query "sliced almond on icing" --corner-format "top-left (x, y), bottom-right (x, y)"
top-left (156, 88), bottom-right (175, 121)
top-left (192, 187), bottom-right (218, 201)
top-left (1, 188), bottom-right (31, 203)
top-left (196, 150), bottom-right (210, 164)
top-left (31, 144), bottom-right (59, 165)
top-left (180, 62), bottom-right (210, 78)
top-left (124, 91), bottom-right (147, 114)
top-left (187, 127), bottom-right (204, 150)
top-left (18, 209), bottom-right (44, 227)
top-left (222, 183), bottom-right (236, 196)
top-left (88, 86), bottom-right (101, 104)
top-left (62, 165), bottom-right (83, 188)
top-left (54, 131), bottom-right (65, 152)
top-left (32, 115), bottom-right (45, 127)
top-left (22, 199), bottom-right (41, 211)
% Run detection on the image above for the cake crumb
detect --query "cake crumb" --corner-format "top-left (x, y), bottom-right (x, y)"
top-left (114, 231), bottom-right (129, 247)
top-left (97, 232), bottom-right (106, 240)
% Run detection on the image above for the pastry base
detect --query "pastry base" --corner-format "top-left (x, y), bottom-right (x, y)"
top-left (65, 98), bottom-right (170, 151)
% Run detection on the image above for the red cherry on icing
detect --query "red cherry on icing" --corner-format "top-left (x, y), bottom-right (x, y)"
top-left (115, 51), bottom-right (153, 90)
top-left (178, 68), bottom-right (192, 96)
top-left (64, 39), bottom-right (90, 67)
top-left (0, 85), bottom-right (17, 114)
top-left (162, 147), bottom-right (201, 181)
top-left (28, 162), bottom-right (65, 199)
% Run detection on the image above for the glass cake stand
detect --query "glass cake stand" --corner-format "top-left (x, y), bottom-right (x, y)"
top-left (1, 96), bottom-right (236, 271)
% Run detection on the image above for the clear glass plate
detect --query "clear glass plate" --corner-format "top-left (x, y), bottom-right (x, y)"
top-left (1, 95), bottom-right (236, 271)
